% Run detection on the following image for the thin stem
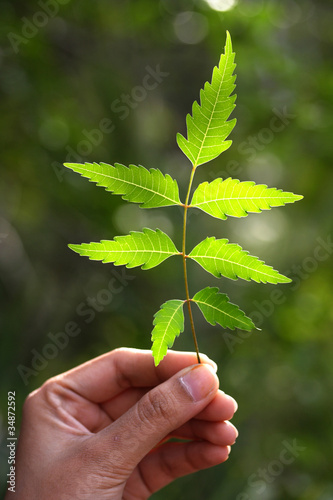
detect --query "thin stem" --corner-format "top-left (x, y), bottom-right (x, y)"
top-left (182, 166), bottom-right (201, 364)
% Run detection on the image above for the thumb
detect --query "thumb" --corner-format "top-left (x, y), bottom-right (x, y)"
top-left (93, 363), bottom-right (219, 476)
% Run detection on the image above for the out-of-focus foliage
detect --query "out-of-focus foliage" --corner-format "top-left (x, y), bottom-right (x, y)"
top-left (0, 1), bottom-right (332, 498)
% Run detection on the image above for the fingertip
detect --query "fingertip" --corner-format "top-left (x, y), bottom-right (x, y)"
top-left (224, 421), bottom-right (238, 444)
top-left (179, 364), bottom-right (219, 403)
top-left (198, 353), bottom-right (218, 373)
top-left (202, 443), bottom-right (231, 465)
top-left (226, 394), bottom-right (238, 413)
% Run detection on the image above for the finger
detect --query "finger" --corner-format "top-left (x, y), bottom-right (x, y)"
top-left (171, 419), bottom-right (238, 446)
top-left (194, 390), bottom-right (238, 421)
top-left (101, 389), bottom-right (238, 442)
top-left (57, 348), bottom-right (216, 403)
top-left (101, 389), bottom-right (237, 429)
top-left (100, 387), bottom-right (147, 422)
top-left (90, 363), bottom-right (219, 475)
top-left (126, 441), bottom-right (230, 497)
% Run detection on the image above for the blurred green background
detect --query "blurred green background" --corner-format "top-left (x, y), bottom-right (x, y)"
top-left (1, 1), bottom-right (332, 498)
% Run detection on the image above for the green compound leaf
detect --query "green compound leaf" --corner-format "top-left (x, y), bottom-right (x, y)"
top-left (192, 287), bottom-right (254, 331)
top-left (151, 300), bottom-right (185, 366)
top-left (188, 237), bottom-right (291, 284)
top-left (64, 162), bottom-right (182, 208)
top-left (176, 31), bottom-right (236, 168)
top-left (69, 228), bottom-right (180, 270)
top-left (190, 177), bottom-right (303, 220)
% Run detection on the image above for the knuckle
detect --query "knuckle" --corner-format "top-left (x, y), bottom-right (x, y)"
top-left (112, 346), bottom-right (129, 357)
top-left (21, 378), bottom-right (57, 415)
top-left (159, 449), bottom-right (179, 479)
top-left (28, 377), bottom-right (67, 412)
top-left (137, 389), bottom-right (174, 427)
top-left (39, 377), bottom-right (61, 402)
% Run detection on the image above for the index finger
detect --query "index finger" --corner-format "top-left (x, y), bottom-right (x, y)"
top-left (55, 348), bottom-right (217, 403)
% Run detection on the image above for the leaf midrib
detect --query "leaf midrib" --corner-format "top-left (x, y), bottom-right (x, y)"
top-left (81, 247), bottom-right (180, 255)
top-left (193, 51), bottom-right (231, 168)
top-left (191, 194), bottom-right (296, 206)
top-left (154, 302), bottom-right (184, 359)
top-left (190, 250), bottom-right (277, 279)
top-left (194, 297), bottom-right (250, 328)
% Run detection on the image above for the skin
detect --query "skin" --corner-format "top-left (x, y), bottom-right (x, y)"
top-left (9, 348), bottom-right (238, 499)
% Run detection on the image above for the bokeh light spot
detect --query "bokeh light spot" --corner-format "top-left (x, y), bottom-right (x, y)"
top-left (173, 11), bottom-right (208, 45)
top-left (204, 0), bottom-right (237, 12)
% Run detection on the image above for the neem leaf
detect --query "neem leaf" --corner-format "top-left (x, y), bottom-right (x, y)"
top-left (192, 287), bottom-right (254, 331)
top-left (151, 300), bottom-right (185, 366)
top-left (64, 162), bottom-right (182, 208)
top-left (190, 177), bottom-right (303, 219)
top-left (188, 237), bottom-right (291, 284)
top-left (176, 31), bottom-right (236, 167)
top-left (69, 228), bottom-right (180, 270)
top-left (63, 31), bottom-right (302, 362)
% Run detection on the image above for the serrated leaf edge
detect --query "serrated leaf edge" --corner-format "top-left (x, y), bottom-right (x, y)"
top-left (192, 286), bottom-right (255, 331)
top-left (151, 299), bottom-right (186, 366)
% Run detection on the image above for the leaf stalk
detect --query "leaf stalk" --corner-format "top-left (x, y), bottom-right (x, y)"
top-left (182, 166), bottom-right (201, 363)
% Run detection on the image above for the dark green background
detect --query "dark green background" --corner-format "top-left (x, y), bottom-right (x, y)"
top-left (1, 1), bottom-right (332, 498)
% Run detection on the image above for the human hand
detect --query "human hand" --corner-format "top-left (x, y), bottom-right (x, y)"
top-left (11, 348), bottom-right (238, 499)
